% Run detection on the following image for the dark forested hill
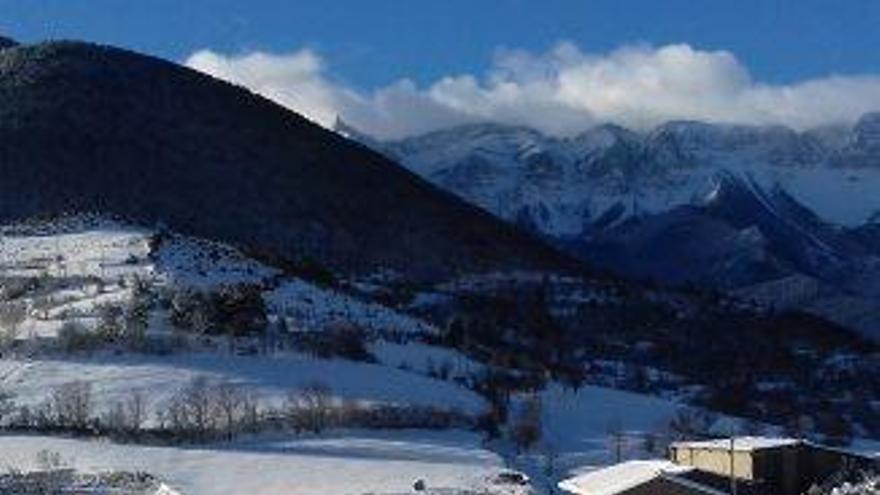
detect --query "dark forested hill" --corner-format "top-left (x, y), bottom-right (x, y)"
top-left (0, 40), bottom-right (573, 280)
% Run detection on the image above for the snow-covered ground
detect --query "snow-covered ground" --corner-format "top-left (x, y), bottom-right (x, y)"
top-left (511, 383), bottom-right (686, 482)
top-left (0, 221), bottom-right (151, 280)
top-left (0, 352), bottom-right (709, 495)
top-left (0, 219), bottom-right (521, 495)
top-left (371, 341), bottom-right (486, 380)
top-left (0, 218), bottom-right (441, 340)
top-left (267, 280), bottom-right (438, 335)
top-left (0, 351), bottom-right (486, 420)
top-left (0, 220), bottom-right (703, 494)
top-left (153, 234), bottom-right (279, 289)
top-left (4, 218), bottom-right (873, 495)
top-left (0, 430), bottom-right (528, 495)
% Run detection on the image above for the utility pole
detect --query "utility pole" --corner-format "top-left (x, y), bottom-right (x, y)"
top-left (99, 242), bottom-right (106, 280)
top-left (729, 434), bottom-right (737, 495)
top-left (615, 430), bottom-right (623, 463)
top-left (608, 418), bottom-right (624, 463)
top-left (55, 235), bottom-right (65, 278)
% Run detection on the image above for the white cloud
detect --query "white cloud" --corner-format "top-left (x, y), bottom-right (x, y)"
top-left (185, 49), bottom-right (346, 127)
top-left (185, 42), bottom-right (880, 140)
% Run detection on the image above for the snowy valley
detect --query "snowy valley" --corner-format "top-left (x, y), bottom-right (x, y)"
top-left (0, 216), bottom-right (876, 494)
top-left (0, 30), bottom-right (877, 495)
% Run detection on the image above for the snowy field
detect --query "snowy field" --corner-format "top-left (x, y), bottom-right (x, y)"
top-left (537, 384), bottom-right (682, 468)
top-left (0, 430), bottom-right (526, 495)
top-left (6, 218), bottom-right (872, 494)
top-left (0, 351), bottom-right (487, 419)
top-left (0, 222), bottom-right (152, 280)
top-left (0, 384), bottom-right (695, 495)
top-left (371, 341), bottom-right (486, 380)
top-left (0, 220), bottom-right (694, 494)
top-left (0, 220), bottom-right (441, 341)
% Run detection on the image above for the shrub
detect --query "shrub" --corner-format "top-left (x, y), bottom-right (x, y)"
top-left (122, 289), bottom-right (151, 350)
top-left (666, 408), bottom-right (718, 440)
top-left (57, 320), bottom-right (100, 353)
top-left (169, 289), bottom-right (215, 334)
top-left (168, 285), bottom-right (267, 338)
top-left (212, 284), bottom-right (268, 337)
top-left (95, 305), bottom-right (123, 342)
top-left (0, 302), bottom-right (27, 350)
top-left (293, 323), bottom-right (374, 361)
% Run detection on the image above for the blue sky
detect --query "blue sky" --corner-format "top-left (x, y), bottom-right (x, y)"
top-left (3, 0), bottom-right (878, 88)
top-left (3, 0), bottom-right (880, 137)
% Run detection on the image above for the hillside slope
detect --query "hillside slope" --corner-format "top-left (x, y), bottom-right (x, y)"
top-left (0, 41), bottom-right (571, 281)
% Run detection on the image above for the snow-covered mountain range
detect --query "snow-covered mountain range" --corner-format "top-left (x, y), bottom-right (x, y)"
top-left (338, 114), bottom-right (880, 338)
top-left (342, 114), bottom-right (880, 236)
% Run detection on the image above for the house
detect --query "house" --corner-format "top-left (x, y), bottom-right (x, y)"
top-left (670, 437), bottom-right (876, 495)
top-left (559, 437), bottom-right (877, 495)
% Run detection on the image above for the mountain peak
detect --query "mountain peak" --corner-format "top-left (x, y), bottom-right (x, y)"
top-left (853, 111), bottom-right (880, 150)
top-left (572, 123), bottom-right (641, 148)
top-left (829, 110), bottom-right (880, 167)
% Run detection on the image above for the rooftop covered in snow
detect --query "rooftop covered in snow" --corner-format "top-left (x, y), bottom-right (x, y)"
top-left (670, 436), bottom-right (801, 452)
top-left (558, 460), bottom-right (693, 495)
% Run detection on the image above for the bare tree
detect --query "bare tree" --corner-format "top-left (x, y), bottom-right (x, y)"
top-left (240, 388), bottom-right (261, 434)
top-left (0, 302), bottom-right (27, 350)
top-left (51, 380), bottom-right (93, 430)
top-left (0, 387), bottom-right (15, 425)
top-left (181, 376), bottom-right (214, 440)
top-left (160, 376), bottom-right (227, 440)
top-left (104, 388), bottom-right (149, 435)
top-left (125, 388), bottom-right (149, 432)
top-left (510, 394), bottom-right (543, 453)
top-left (284, 388), bottom-right (306, 433)
top-left (213, 381), bottom-right (247, 440)
top-left (158, 377), bottom-right (262, 441)
top-left (300, 381), bottom-right (333, 434)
